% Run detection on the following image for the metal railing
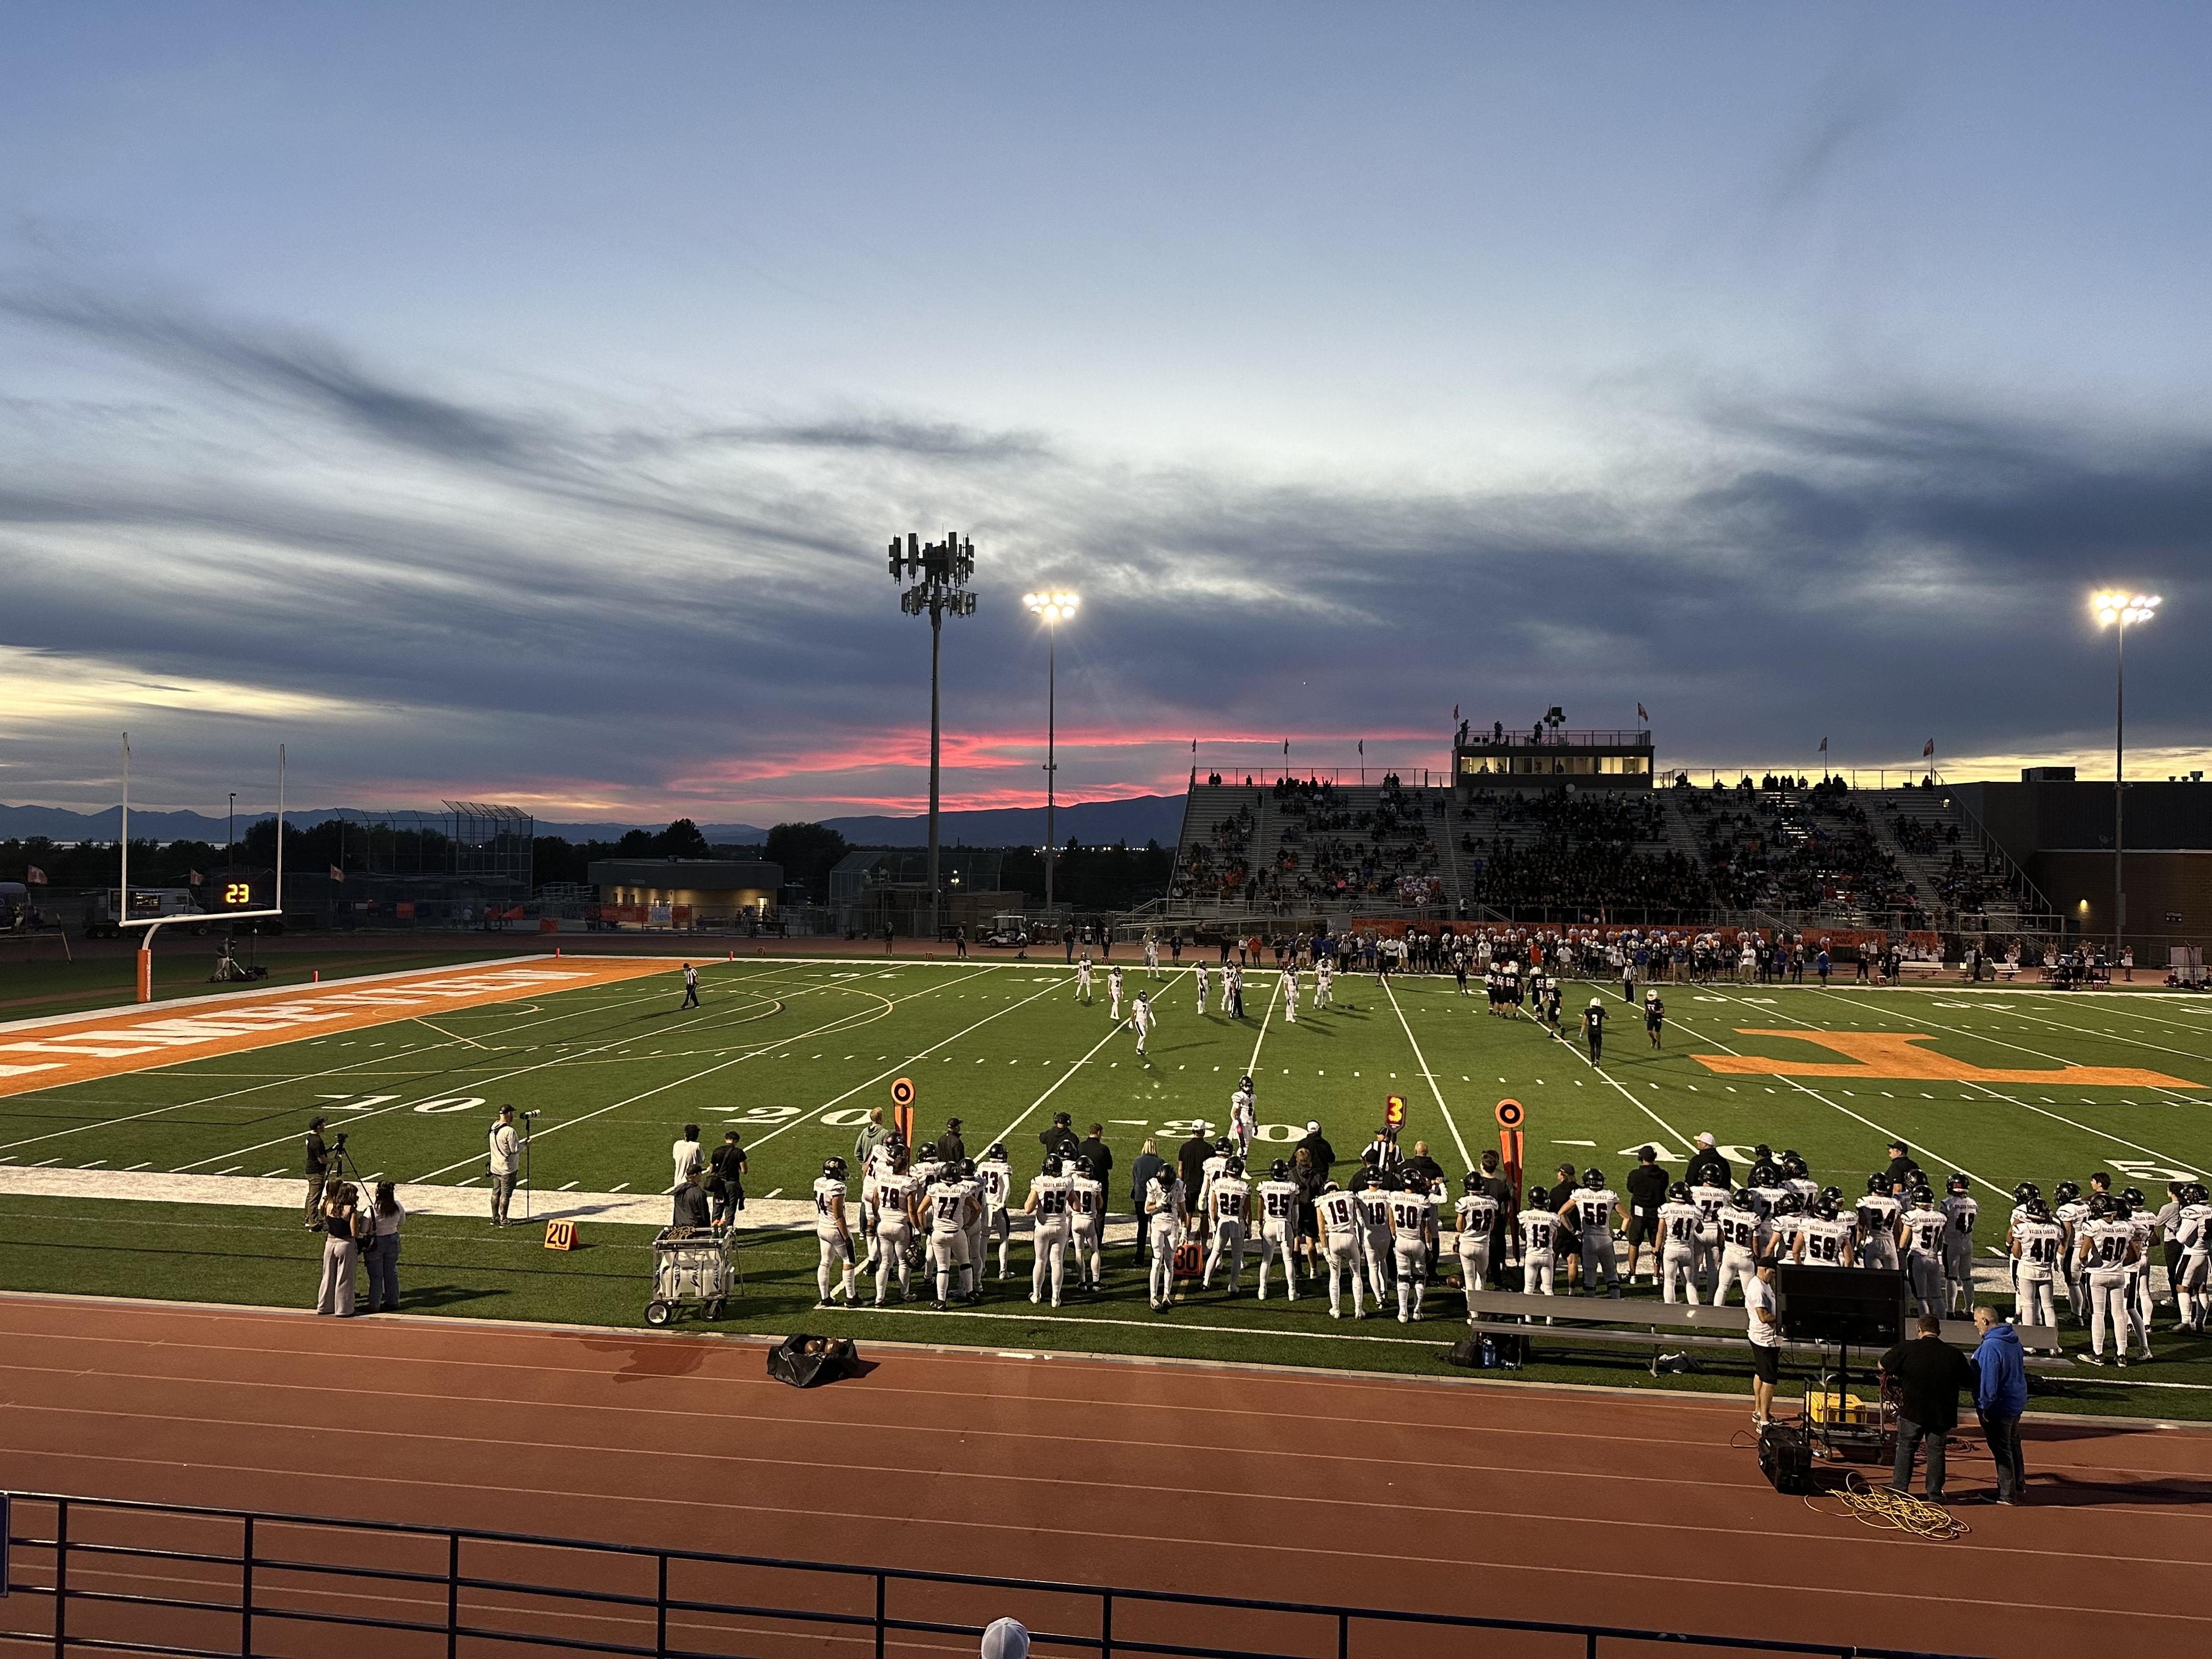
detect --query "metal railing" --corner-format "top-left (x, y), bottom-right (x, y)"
top-left (0, 1490), bottom-right (1979, 1659)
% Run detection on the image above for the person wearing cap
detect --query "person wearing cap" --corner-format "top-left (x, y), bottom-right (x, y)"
top-left (1294, 1119), bottom-right (1335, 1180)
top-left (302, 1115), bottom-right (332, 1228)
top-left (1685, 1132), bottom-right (1731, 1189)
top-left (1581, 997), bottom-right (1607, 1066)
top-left (1039, 1110), bottom-right (1080, 1164)
top-left (487, 1105), bottom-right (526, 1227)
top-left (979, 1617), bottom-right (1029, 1658)
top-left (936, 1117), bottom-right (967, 1165)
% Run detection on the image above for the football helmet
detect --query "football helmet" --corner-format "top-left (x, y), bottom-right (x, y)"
top-left (958, 1158), bottom-right (977, 1180)
top-left (1781, 1150), bottom-right (1808, 1178)
top-left (1666, 1180), bottom-right (1690, 1203)
top-left (985, 1141), bottom-right (1007, 1163)
top-left (1753, 1142), bottom-right (1774, 1165)
top-left (1775, 1193), bottom-right (1804, 1216)
top-left (1074, 1154), bottom-right (1095, 1178)
top-left (1464, 1171), bottom-right (1485, 1194)
top-left (2120, 1186), bottom-right (2145, 1209)
top-left (2022, 1198), bottom-right (2050, 1221)
top-left (1946, 1172), bottom-right (1970, 1195)
top-left (1215, 1135), bottom-right (1235, 1155)
top-left (2087, 1193), bottom-right (2114, 1218)
top-left (1239, 1073), bottom-right (1255, 1092)
top-left (1751, 1163), bottom-right (1780, 1189)
top-left (1819, 1184), bottom-right (1844, 1209)
top-left (1910, 1186), bottom-right (1934, 1209)
top-left (1813, 1190), bottom-right (1839, 1220)
top-left (1866, 1172), bottom-right (1891, 1195)
top-left (1225, 1156), bottom-right (1245, 1178)
top-left (1322, 1179), bottom-right (1341, 1195)
top-left (822, 1157), bottom-right (847, 1181)
top-left (2053, 1180), bottom-right (2080, 1205)
top-left (1270, 1159), bottom-right (1291, 1182)
top-left (1730, 1187), bottom-right (1758, 1209)
top-left (1583, 1167), bottom-right (1606, 1190)
top-left (2112, 1198), bottom-right (2134, 1222)
top-left (1042, 1154), bottom-right (1063, 1177)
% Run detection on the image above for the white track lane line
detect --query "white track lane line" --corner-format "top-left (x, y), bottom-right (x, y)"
top-left (1380, 977), bottom-right (1473, 1170)
top-left (1719, 985), bottom-right (2212, 1176)
top-left (0, 962), bottom-right (801, 1158)
top-left (409, 966), bottom-right (1004, 1182)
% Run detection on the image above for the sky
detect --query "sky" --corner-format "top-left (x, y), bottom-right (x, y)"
top-left (4, 3), bottom-right (2211, 823)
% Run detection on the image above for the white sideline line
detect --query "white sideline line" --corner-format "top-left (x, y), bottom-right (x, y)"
top-left (985, 977), bottom-right (1194, 1151)
top-left (1380, 977), bottom-right (1474, 1170)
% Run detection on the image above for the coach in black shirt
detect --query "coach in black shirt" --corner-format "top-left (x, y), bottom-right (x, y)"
top-left (1076, 1124), bottom-right (1114, 1189)
top-left (1885, 1141), bottom-right (1923, 1190)
top-left (936, 1117), bottom-right (967, 1165)
top-left (1177, 1128), bottom-right (1211, 1221)
top-left (1685, 1134), bottom-right (1731, 1190)
top-left (1039, 1111), bottom-right (1080, 1165)
top-left (1881, 1316), bottom-right (1973, 1502)
top-left (1295, 1121), bottom-right (1336, 1180)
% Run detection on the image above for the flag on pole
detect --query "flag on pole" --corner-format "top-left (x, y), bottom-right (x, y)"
top-left (1283, 738), bottom-right (1289, 757)
top-left (1637, 702), bottom-right (1648, 722)
top-left (1453, 704), bottom-right (1460, 722)
top-left (1922, 738), bottom-right (1935, 758)
top-left (25, 866), bottom-right (46, 885)
top-left (1818, 738), bottom-right (1828, 754)
top-left (329, 864), bottom-right (346, 883)
top-left (1190, 738), bottom-right (1197, 754)
top-left (188, 869), bottom-right (204, 886)
top-left (1358, 738), bottom-right (1364, 755)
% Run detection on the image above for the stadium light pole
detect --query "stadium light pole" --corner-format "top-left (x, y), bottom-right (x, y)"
top-left (2092, 590), bottom-right (2159, 964)
top-left (1023, 591), bottom-right (1079, 915)
top-left (889, 531), bottom-right (978, 944)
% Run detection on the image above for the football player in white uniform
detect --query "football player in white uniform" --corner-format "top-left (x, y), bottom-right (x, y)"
top-left (2051, 1181), bottom-right (2090, 1325)
top-left (1143, 932), bottom-right (1161, 979)
top-left (1768, 1194), bottom-right (1808, 1265)
top-left (1130, 991), bottom-right (1155, 1058)
top-left (1194, 961), bottom-right (1210, 1015)
top-left (1255, 1159), bottom-right (1302, 1300)
top-left (1797, 1187), bottom-right (1856, 1271)
top-left (857, 1130), bottom-right (904, 1274)
top-left (1314, 956), bottom-right (1334, 1009)
top-left (1354, 1169), bottom-right (1396, 1305)
top-left (1856, 1174), bottom-right (1902, 1271)
top-left (1068, 1154), bottom-right (1107, 1293)
top-left (1107, 966), bottom-right (1126, 1022)
top-left (812, 1157), bottom-right (857, 1308)
top-left (922, 1163), bottom-right (979, 1311)
top-left (1197, 1135), bottom-right (1235, 1236)
top-left (2076, 1194), bottom-right (2147, 1365)
top-left (1559, 1168), bottom-right (1622, 1297)
top-left (1656, 1181), bottom-right (1703, 1305)
top-left (1279, 964), bottom-right (1299, 1024)
top-left (1205, 1156), bottom-right (1252, 1294)
top-left (1689, 1174), bottom-right (1730, 1294)
top-left (1778, 1151), bottom-right (1819, 1207)
top-left (2171, 1183), bottom-right (2211, 1333)
top-left (1024, 1154), bottom-right (1074, 1307)
top-left (872, 1149), bottom-right (918, 1306)
top-left (1713, 1188), bottom-right (1765, 1307)
top-left (1898, 1184), bottom-right (1949, 1317)
top-left (1387, 1171), bottom-right (1435, 1322)
top-left (956, 1157), bottom-right (988, 1304)
top-left (2011, 1198), bottom-right (2064, 1346)
top-left (1940, 1173), bottom-right (1979, 1316)
top-left (1229, 1076), bottom-right (1257, 1158)
top-left (976, 1142), bottom-right (1015, 1279)
top-left (1145, 1165), bottom-right (1187, 1311)
top-left (1517, 1201), bottom-right (1559, 1299)
top-left (1454, 1172), bottom-right (1500, 1298)
top-left (1314, 1180), bottom-right (1367, 1318)
top-left (2121, 1186), bottom-right (2159, 1333)
top-left (1075, 952), bottom-right (1094, 1005)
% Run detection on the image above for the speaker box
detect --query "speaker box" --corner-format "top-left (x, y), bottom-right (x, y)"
top-left (1775, 1263), bottom-right (1907, 1346)
top-left (767, 1333), bottom-right (860, 1389)
top-left (1758, 1421), bottom-right (1814, 1494)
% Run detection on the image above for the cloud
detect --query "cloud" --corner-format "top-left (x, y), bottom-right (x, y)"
top-left (3, 284), bottom-right (2209, 815)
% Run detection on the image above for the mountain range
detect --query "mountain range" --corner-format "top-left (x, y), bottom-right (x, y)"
top-left (0, 795), bottom-right (1186, 850)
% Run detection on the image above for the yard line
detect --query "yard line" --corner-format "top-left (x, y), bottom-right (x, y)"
top-left (1245, 972), bottom-right (1281, 1075)
top-left (1732, 987), bottom-right (2212, 1174)
top-left (985, 994), bottom-right (1170, 1152)
top-left (1543, 980), bottom-right (1697, 1158)
top-left (1379, 978), bottom-right (1473, 1170)
top-left (413, 1017), bottom-right (485, 1049)
top-left (558, 1181), bottom-right (579, 1191)
top-left (406, 965), bottom-right (1004, 1182)
top-left (742, 968), bottom-right (1088, 1155)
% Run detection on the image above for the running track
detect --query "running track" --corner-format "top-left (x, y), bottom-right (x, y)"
top-left (1, 1293), bottom-right (2207, 1656)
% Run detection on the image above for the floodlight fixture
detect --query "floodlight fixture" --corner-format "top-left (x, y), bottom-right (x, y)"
top-left (1024, 589), bottom-right (1081, 910)
top-left (2089, 586), bottom-right (2164, 964)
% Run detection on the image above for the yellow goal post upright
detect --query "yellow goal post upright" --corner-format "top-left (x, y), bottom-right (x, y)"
top-left (117, 735), bottom-right (287, 1002)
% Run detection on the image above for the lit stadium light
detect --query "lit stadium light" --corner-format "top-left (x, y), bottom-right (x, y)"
top-left (2089, 587), bottom-right (2164, 964)
top-left (1024, 590), bottom-right (1079, 911)
top-left (2092, 590), bottom-right (2160, 628)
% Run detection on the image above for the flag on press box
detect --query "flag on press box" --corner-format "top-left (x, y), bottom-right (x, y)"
top-left (329, 865), bottom-right (346, 883)
top-left (25, 866), bottom-right (46, 885)
top-left (1638, 702), bottom-right (1648, 722)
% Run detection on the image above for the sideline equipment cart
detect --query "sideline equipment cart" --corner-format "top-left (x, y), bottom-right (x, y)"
top-left (645, 1226), bottom-right (735, 1326)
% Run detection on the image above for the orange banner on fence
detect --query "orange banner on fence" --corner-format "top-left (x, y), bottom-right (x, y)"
top-left (1692, 1029), bottom-right (2198, 1090)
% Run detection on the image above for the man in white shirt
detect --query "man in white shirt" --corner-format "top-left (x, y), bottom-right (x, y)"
top-left (487, 1105), bottom-right (526, 1227)
top-left (670, 1123), bottom-right (703, 1196)
top-left (1745, 1257), bottom-right (1784, 1427)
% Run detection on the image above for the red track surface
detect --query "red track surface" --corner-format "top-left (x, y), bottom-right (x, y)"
top-left (2, 1293), bottom-right (2208, 1657)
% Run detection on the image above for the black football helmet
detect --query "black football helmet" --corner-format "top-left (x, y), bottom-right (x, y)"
top-left (1910, 1186), bottom-right (1934, 1209)
top-left (1753, 1142), bottom-right (1774, 1165)
top-left (985, 1141), bottom-right (1007, 1163)
top-left (2112, 1198), bottom-right (2134, 1222)
top-left (1464, 1171), bottom-right (1485, 1194)
top-left (1239, 1073), bottom-right (1255, 1092)
top-left (2022, 1198), bottom-right (2050, 1221)
top-left (2120, 1186), bottom-right (2145, 1209)
top-left (2087, 1193), bottom-right (2114, 1218)
top-left (1946, 1172), bottom-right (1970, 1195)
top-left (822, 1156), bottom-right (847, 1181)
top-left (1666, 1180), bottom-right (1690, 1203)
top-left (1730, 1187), bottom-right (1758, 1209)
top-left (1226, 1156), bottom-right (1245, 1179)
top-left (1781, 1150), bottom-right (1808, 1178)
top-left (1583, 1167), bottom-right (1606, 1190)
top-left (1775, 1193), bottom-right (1804, 1216)
top-left (1215, 1135), bottom-right (1235, 1155)
top-left (1042, 1153), bottom-right (1063, 1177)
top-left (2013, 1180), bottom-right (2041, 1204)
top-left (959, 1158), bottom-right (977, 1179)
top-left (1270, 1159), bottom-right (1290, 1182)
top-left (1074, 1154), bottom-right (1095, 1178)
top-left (1751, 1163), bottom-right (1780, 1188)
top-left (2053, 1180), bottom-right (2080, 1205)
top-left (1813, 1190), bottom-right (1839, 1220)
top-left (1866, 1172), bottom-right (1891, 1195)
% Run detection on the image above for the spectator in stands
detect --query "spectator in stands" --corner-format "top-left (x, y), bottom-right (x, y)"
top-left (1882, 1314), bottom-right (1973, 1502)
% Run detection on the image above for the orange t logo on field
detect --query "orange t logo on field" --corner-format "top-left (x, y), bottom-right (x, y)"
top-left (1692, 1029), bottom-right (2198, 1091)
top-left (0, 957), bottom-right (676, 1097)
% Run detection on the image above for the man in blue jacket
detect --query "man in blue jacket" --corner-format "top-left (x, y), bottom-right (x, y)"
top-left (1970, 1306), bottom-right (2029, 1504)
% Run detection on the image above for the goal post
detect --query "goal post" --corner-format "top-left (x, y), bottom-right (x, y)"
top-left (118, 738), bottom-right (287, 1002)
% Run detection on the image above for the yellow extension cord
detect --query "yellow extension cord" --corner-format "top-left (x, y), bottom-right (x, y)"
top-left (1805, 1470), bottom-right (1972, 1541)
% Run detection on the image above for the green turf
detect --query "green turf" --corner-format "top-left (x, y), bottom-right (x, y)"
top-left (6, 954), bottom-right (2212, 1409)
top-left (3, 1192), bottom-right (2204, 1419)
top-left (0, 941), bottom-right (521, 1019)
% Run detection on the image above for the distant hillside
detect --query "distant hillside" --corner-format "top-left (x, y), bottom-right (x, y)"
top-left (0, 795), bottom-right (1183, 850)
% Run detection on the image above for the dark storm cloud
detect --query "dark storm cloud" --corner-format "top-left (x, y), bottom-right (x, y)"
top-left (4, 286), bottom-right (2209, 809)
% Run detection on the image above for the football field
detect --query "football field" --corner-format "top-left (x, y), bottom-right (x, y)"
top-left (5, 951), bottom-right (2211, 1222)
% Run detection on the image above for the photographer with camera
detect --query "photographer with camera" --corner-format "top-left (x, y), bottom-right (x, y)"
top-left (488, 1104), bottom-right (529, 1227)
top-left (302, 1116), bottom-right (332, 1228)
